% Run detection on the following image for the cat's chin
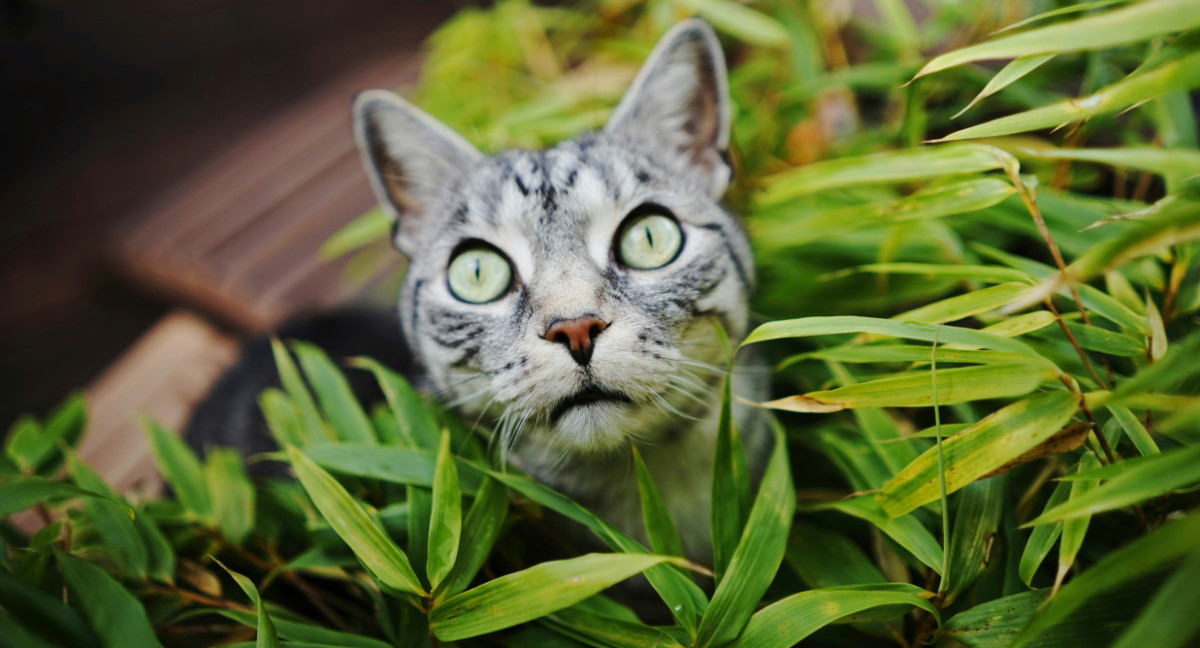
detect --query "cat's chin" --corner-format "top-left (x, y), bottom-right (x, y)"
top-left (550, 401), bottom-right (640, 454)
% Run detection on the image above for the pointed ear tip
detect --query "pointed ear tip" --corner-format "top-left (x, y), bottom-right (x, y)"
top-left (352, 89), bottom-right (409, 117)
top-left (666, 17), bottom-right (720, 46)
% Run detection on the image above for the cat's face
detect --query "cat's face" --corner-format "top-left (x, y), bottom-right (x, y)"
top-left (354, 20), bottom-right (752, 457)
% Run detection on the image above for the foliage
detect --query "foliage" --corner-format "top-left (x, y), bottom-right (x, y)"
top-left (5, 0), bottom-right (1200, 646)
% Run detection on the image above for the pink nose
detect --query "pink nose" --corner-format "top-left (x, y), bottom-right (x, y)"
top-left (544, 316), bottom-right (608, 366)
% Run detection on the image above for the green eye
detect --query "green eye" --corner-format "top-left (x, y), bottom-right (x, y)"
top-left (617, 211), bottom-right (683, 270)
top-left (447, 246), bottom-right (513, 304)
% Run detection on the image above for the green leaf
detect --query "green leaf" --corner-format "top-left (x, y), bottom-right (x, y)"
top-left (938, 51), bottom-right (1200, 142)
top-left (674, 0), bottom-right (789, 47)
top-left (205, 447), bottom-right (256, 546)
top-left (143, 420), bottom-right (213, 521)
top-left (812, 497), bottom-right (945, 575)
top-left (54, 550), bottom-right (165, 648)
top-left (956, 54), bottom-right (1055, 117)
top-left (733, 585), bottom-right (938, 648)
top-left (1109, 550), bottom-right (1200, 648)
top-left (877, 391), bottom-right (1079, 517)
top-left (301, 444), bottom-right (483, 493)
top-left (214, 559), bottom-right (280, 648)
top-left (5, 392), bottom-right (85, 475)
top-left (1106, 404), bottom-right (1161, 456)
top-left (711, 377), bottom-right (741, 582)
top-left (427, 428), bottom-right (462, 591)
top-left (258, 388), bottom-right (307, 447)
top-left (544, 606), bottom-right (685, 648)
top-left (1019, 146), bottom-right (1200, 181)
top-left (0, 567), bottom-right (100, 648)
top-left (64, 449), bottom-right (148, 581)
top-left (218, 610), bottom-right (393, 648)
top-left (1061, 322), bottom-right (1146, 357)
top-left (135, 510), bottom-right (175, 584)
top-left (1018, 478), bottom-right (1071, 586)
top-left (487, 471), bottom-right (708, 634)
top-left (633, 446), bottom-right (685, 559)
top-left (895, 282), bottom-right (1031, 325)
top-left (757, 144), bottom-right (1017, 206)
top-left (350, 357), bottom-right (440, 450)
top-left (292, 342), bottom-right (376, 444)
top-left (785, 522), bottom-right (886, 588)
top-left (319, 205), bottom-right (390, 260)
top-left (696, 423), bottom-right (795, 648)
top-left (1011, 514), bottom-right (1200, 647)
top-left (1055, 454), bottom-right (1101, 590)
top-left (0, 478), bottom-right (107, 517)
top-left (287, 446), bottom-right (426, 597)
top-left (271, 338), bottom-right (328, 442)
top-left (743, 316), bottom-right (1045, 358)
top-left (915, 0), bottom-right (1200, 78)
top-left (434, 476), bottom-right (508, 600)
top-left (946, 476), bottom-right (1005, 599)
top-left (1026, 444), bottom-right (1200, 525)
top-left (428, 553), bottom-right (684, 641)
top-left (0, 613), bottom-right (67, 648)
top-left (760, 363), bottom-right (1058, 413)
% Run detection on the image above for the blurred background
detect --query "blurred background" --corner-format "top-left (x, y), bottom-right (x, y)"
top-left (1, 0), bottom-right (460, 472)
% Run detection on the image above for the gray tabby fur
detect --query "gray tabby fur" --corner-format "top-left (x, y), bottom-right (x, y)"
top-left (354, 19), bottom-right (766, 560)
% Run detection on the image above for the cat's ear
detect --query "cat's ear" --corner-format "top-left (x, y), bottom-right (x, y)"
top-left (353, 89), bottom-right (482, 254)
top-left (605, 19), bottom-right (731, 198)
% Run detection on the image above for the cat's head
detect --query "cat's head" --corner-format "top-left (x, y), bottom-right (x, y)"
top-left (353, 20), bottom-right (753, 457)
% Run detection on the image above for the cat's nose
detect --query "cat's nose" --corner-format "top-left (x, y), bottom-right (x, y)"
top-left (543, 316), bottom-right (608, 366)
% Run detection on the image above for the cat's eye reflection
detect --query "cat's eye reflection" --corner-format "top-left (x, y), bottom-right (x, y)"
top-left (447, 246), bottom-right (513, 303)
top-left (616, 210), bottom-right (683, 270)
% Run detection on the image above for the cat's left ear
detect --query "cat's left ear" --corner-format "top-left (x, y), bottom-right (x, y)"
top-left (605, 19), bottom-right (731, 198)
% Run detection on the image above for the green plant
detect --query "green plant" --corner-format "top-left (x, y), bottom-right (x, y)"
top-left (5, 0), bottom-right (1200, 646)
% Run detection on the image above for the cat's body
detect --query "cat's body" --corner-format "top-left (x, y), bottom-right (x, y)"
top-left (188, 19), bottom-right (766, 562)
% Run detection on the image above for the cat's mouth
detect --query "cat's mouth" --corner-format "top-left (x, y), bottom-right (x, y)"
top-left (550, 385), bottom-right (633, 421)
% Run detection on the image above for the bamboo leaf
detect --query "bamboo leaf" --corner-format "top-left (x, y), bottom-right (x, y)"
top-left (946, 476), bottom-right (1005, 599)
top-left (214, 559), bottom-right (280, 648)
top-left (1011, 514), bottom-right (1200, 647)
top-left (813, 497), bottom-right (945, 575)
top-left (956, 54), bottom-right (1055, 117)
top-left (1055, 454), bottom-right (1101, 591)
top-left (1026, 444), bottom-right (1200, 525)
top-left (0, 566), bottom-right (100, 648)
top-left (428, 553), bottom-right (683, 641)
top-left (64, 448), bottom-right (147, 581)
top-left (894, 282), bottom-right (1033, 326)
top-left (350, 357), bottom-right (440, 450)
top-left (1018, 478), bottom-right (1071, 586)
top-left (743, 316), bottom-right (1044, 358)
top-left (258, 388), bottom-right (307, 447)
top-left (938, 51), bottom-right (1200, 142)
top-left (293, 342), bottom-right (376, 444)
top-left (633, 446), bottom-right (686, 560)
top-left (760, 363), bottom-right (1058, 413)
top-left (711, 377), bottom-right (742, 582)
top-left (205, 447), bottom-right (256, 546)
top-left (286, 446), bottom-right (426, 597)
top-left (319, 205), bottom-right (390, 260)
top-left (1109, 550), bottom-right (1200, 648)
top-left (302, 444), bottom-right (483, 493)
top-left (218, 610), bottom-right (393, 648)
top-left (757, 144), bottom-right (1017, 205)
top-left (1018, 146), bottom-right (1200, 179)
top-left (271, 339), bottom-right (328, 442)
top-left (1107, 404), bottom-right (1161, 455)
top-left (143, 420), bottom-right (212, 521)
top-left (877, 391), bottom-right (1079, 517)
top-left (695, 422), bottom-right (795, 648)
top-left (427, 428), bottom-right (462, 591)
top-left (545, 606), bottom-right (686, 648)
top-left (785, 521), bottom-right (887, 588)
top-left (915, 0), bottom-right (1200, 79)
top-left (0, 478), bottom-right (107, 517)
top-left (673, 0), bottom-right (789, 47)
top-left (733, 585), bottom-right (938, 648)
top-left (5, 392), bottom-right (85, 475)
top-left (54, 550), bottom-right (165, 648)
top-left (434, 476), bottom-right (508, 601)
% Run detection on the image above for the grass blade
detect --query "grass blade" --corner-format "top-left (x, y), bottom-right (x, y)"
top-left (287, 446), bottom-right (426, 597)
top-left (350, 357), bottom-right (439, 450)
top-left (428, 553), bottom-right (683, 641)
top-left (633, 445), bottom-right (685, 559)
top-left (696, 422), bottom-right (795, 647)
top-left (1109, 549), bottom-right (1200, 648)
top-left (427, 428), bottom-right (462, 591)
top-left (711, 377), bottom-right (743, 582)
top-left (955, 54), bottom-right (1055, 117)
top-left (877, 391), bottom-right (1079, 517)
top-left (674, 0), bottom-right (789, 47)
top-left (1018, 478), bottom-right (1070, 586)
top-left (270, 339), bottom-right (328, 442)
top-left (742, 316), bottom-right (1044, 358)
top-left (1055, 454), bottom-right (1101, 592)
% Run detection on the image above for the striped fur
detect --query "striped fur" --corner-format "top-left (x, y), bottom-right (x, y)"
top-left (354, 20), bottom-right (766, 560)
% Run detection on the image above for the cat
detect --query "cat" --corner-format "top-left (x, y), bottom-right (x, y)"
top-left (188, 19), bottom-right (767, 563)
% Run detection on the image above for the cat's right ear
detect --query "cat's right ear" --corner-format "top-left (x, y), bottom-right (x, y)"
top-left (353, 90), bottom-right (482, 255)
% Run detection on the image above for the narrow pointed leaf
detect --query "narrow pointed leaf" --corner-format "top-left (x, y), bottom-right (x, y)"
top-left (956, 54), bottom-right (1054, 117)
top-left (351, 357), bottom-right (440, 450)
top-left (205, 447), bottom-right (256, 546)
top-left (54, 550), bottom-right (165, 648)
top-left (733, 585), bottom-right (938, 648)
top-left (143, 420), bottom-right (212, 521)
top-left (427, 428), bottom-right (462, 590)
top-left (1019, 479), bottom-right (1071, 586)
top-left (743, 316), bottom-right (1043, 357)
top-left (428, 553), bottom-right (683, 641)
top-left (271, 339), bottom-right (328, 441)
top-left (947, 476), bottom-right (1005, 598)
top-left (877, 391), bottom-right (1079, 517)
top-left (1055, 454), bottom-right (1101, 590)
top-left (814, 496), bottom-right (945, 574)
top-left (674, 0), bottom-right (789, 47)
top-left (545, 607), bottom-right (685, 648)
top-left (434, 476), bottom-right (508, 600)
top-left (287, 446), bottom-right (426, 596)
top-left (1109, 550), bottom-right (1200, 648)
top-left (696, 423), bottom-right (795, 647)
top-left (293, 341), bottom-right (376, 444)
top-left (215, 559), bottom-right (280, 648)
top-left (634, 446), bottom-right (685, 559)
top-left (711, 377), bottom-right (741, 581)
